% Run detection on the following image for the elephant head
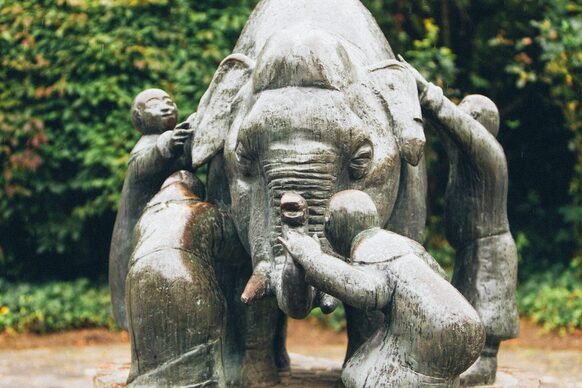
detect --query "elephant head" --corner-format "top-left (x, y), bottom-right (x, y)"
top-left (188, 2), bottom-right (425, 314)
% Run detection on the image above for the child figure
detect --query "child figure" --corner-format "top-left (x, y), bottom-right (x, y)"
top-left (399, 56), bottom-right (520, 385)
top-left (109, 88), bottom-right (195, 329)
top-left (279, 190), bottom-right (485, 388)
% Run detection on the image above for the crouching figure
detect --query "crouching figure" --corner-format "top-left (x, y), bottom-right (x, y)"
top-left (279, 190), bottom-right (485, 387)
top-left (125, 171), bottom-right (227, 387)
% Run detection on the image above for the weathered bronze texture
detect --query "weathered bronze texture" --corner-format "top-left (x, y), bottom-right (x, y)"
top-left (401, 57), bottom-right (519, 385)
top-left (108, 89), bottom-right (194, 330)
top-left (125, 171), bottom-right (226, 386)
top-left (109, 1), bottom-right (518, 386)
top-left (181, 1), bottom-right (428, 384)
top-left (279, 190), bottom-right (485, 387)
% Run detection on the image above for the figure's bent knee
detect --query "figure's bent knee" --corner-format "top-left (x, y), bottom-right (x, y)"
top-left (412, 299), bottom-right (485, 378)
top-left (438, 307), bottom-right (484, 376)
top-left (389, 255), bottom-right (485, 377)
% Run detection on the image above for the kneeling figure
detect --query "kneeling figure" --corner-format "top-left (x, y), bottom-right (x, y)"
top-left (280, 190), bottom-right (485, 387)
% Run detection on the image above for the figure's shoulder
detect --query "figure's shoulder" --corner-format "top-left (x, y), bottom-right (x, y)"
top-left (129, 135), bottom-right (159, 160)
top-left (351, 229), bottom-right (447, 277)
top-left (351, 228), bottom-right (425, 264)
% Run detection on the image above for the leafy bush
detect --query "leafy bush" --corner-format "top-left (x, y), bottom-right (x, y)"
top-left (517, 258), bottom-right (582, 334)
top-left (0, 0), bottom-right (254, 280)
top-left (0, 0), bottom-right (580, 291)
top-left (0, 279), bottom-right (115, 333)
top-left (308, 304), bottom-right (346, 333)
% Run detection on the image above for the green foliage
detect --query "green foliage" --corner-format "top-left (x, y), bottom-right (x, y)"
top-left (0, 0), bottom-right (253, 279)
top-left (404, 18), bottom-right (457, 92)
top-left (517, 257), bottom-right (582, 334)
top-left (0, 279), bottom-right (115, 333)
top-left (0, 0), bottom-right (580, 298)
top-left (308, 304), bottom-right (346, 333)
top-left (502, 0), bottom-right (582, 267)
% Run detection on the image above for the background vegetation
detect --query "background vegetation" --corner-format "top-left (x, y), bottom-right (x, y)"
top-left (0, 0), bottom-right (580, 332)
top-left (0, 278), bottom-right (114, 333)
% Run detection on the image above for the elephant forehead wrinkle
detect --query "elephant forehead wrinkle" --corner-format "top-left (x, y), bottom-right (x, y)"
top-left (269, 139), bottom-right (336, 154)
top-left (263, 151), bottom-right (338, 165)
top-left (263, 162), bottom-right (335, 174)
top-left (268, 181), bottom-right (334, 194)
top-left (265, 171), bottom-right (335, 181)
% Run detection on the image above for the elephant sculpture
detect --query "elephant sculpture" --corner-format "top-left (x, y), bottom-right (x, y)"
top-left (184, 0), bottom-right (428, 382)
top-left (114, 0), bottom-right (490, 386)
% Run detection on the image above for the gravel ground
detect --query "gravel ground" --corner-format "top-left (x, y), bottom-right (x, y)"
top-left (0, 320), bottom-right (581, 387)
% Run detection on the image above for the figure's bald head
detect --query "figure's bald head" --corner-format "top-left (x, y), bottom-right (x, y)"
top-left (458, 94), bottom-right (500, 137)
top-left (325, 190), bottom-right (379, 257)
top-left (131, 88), bottom-right (178, 135)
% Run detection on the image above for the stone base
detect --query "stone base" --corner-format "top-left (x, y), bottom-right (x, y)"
top-left (94, 356), bottom-right (541, 388)
top-left (93, 353), bottom-right (343, 388)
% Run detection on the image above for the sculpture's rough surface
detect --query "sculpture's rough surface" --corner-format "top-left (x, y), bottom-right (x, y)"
top-left (109, 1), bottom-right (518, 386)
top-left (279, 190), bottom-right (485, 387)
top-left (109, 89), bottom-right (193, 329)
top-left (403, 62), bottom-right (519, 385)
top-left (125, 171), bottom-right (227, 387)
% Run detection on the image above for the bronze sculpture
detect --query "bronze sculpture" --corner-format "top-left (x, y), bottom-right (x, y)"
top-left (108, 89), bottom-right (193, 329)
top-left (400, 57), bottom-right (520, 385)
top-left (108, 1), bottom-right (518, 386)
top-left (279, 190), bottom-right (485, 387)
top-left (125, 171), bottom-right (226, 386)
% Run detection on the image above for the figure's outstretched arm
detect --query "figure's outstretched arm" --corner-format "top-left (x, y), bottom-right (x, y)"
top-left (278, 232), bottom-right (390, 310)
top-left (398, 56), bottom-right (505, 173)
top-left (421, 86), bottom-right (505, 169)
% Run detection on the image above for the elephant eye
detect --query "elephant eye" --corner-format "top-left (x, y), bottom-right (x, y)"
top-left (349, 143), bottom-right (373, 180)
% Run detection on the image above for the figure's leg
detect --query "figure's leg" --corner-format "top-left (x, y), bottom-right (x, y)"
top-left (344, 305), bottom-right (384, 363)
top-left (452, 234), bottom-right (519, 385)
top-left (126, 252), bottom-right (226, 387)
top-left (342, 255), bottom-right (485, 388)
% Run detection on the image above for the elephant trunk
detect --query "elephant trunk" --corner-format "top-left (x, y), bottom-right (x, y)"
top-left (240, 152), bottom-right (339, 305)
top-left (263, 154), bottom-right (337, 315)
top-left (264, 154), bottom-right (337, 258)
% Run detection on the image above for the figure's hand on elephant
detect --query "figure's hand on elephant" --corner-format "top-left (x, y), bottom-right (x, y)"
top-left (169, 128), bottom-right (194, 153)
top-left (397, 54), bottom-right (429, 95)
top-left (174, 121), bottom-right (190, 130)
top-left (278, 230), bottom-right (322, 266)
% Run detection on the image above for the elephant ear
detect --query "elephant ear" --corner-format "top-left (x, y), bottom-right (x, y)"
top-left (190, 54), bottom-right (255, 168)
top-left (368, 60), bottom-right (425, 166)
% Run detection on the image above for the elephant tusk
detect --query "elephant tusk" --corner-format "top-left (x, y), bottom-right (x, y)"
top-left (241, 272), bottom-right (270, 304)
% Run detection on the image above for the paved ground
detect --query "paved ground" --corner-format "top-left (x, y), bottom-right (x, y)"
top-left (0, 320), bottom-right (581, 387)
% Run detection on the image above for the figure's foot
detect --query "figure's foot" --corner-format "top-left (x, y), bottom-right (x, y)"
top-left (460, 354), bottom-right (497, 386)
